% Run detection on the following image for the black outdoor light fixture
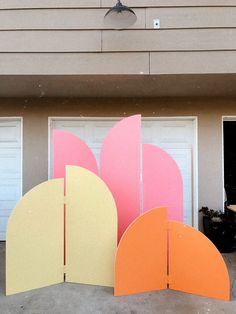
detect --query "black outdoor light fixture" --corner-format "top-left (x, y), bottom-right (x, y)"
top-left (104, 0), bottom-right (137, 29)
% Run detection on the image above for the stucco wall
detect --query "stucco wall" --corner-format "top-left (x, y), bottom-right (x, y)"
top-left (0, 97), bottom-right (235, 214)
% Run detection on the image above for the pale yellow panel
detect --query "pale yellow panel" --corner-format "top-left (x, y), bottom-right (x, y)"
top-left (1, 0), bottom-right (235, 9)
top-left (0, 0), bottom-right (101, 9)
top-left (66, 166), bottom-right (117, 287)
top-left (102, 29), bottom-right (236, 52)
top-left (146, 7), bottom-right (236, 29)
top-left (150, 51), bottom-right (236, 74)
top-left (6, 179), bottom-right (64, 295)
top-left (0, 9), bottom-right (145, 30)
top-left (102, 0), bottom-right (236, 7)
top-left (0, 52), bottom-right (149, 75)
top-left (0, 31), bottom-right (101, 52)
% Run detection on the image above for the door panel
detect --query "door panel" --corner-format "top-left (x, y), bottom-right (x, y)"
top-left (0, 119), bottom-right (22, 240)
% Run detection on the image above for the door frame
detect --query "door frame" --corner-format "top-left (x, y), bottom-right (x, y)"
top-left (0, 117), bottom-right (23, 240)
top-left (48, 116), bottom-right (198, 228)
top-left (222, 116), bottom-right (236, 210)
top-left (0, 117), bottom-right (23, 198)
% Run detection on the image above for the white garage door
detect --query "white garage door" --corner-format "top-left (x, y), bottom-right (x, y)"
top-left (50, 118), bottom-right (196, 226)
top-left (0, 119), bottom-right (22, 240)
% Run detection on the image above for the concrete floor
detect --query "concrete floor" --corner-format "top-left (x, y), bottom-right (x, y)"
top-left (0, 243), bottom-right (236, 314)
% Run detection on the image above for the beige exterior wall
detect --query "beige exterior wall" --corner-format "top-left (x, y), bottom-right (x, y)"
top-left (1, 1), bottom-right (236, 75)
top-left (1, 0), bottom-right (236, 9)
top-left (0, 97), bottom-right (235, 214)
top-left (1, 1), bottom-right (235, 231)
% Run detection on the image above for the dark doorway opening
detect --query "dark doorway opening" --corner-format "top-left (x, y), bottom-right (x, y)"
top-left (224, 121), bottom-right (236, 204)
top-left (223, 121), bottom-right (236, 252)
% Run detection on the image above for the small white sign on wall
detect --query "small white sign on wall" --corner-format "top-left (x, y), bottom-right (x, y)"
top-left (153, 19), bottom-right (160, 29)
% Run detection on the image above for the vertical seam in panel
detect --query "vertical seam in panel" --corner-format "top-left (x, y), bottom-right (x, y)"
top-left (167, 222), bottom-right (170, 288)
top-left (140, 129), bottom-right (143, 214)
top-left (20, 117), bottom-right (23, 198)
top-left (48, 117), bottom-right (53, 180)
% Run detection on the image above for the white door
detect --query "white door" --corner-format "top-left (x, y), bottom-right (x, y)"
top-left (142, 119), bottom-right (194, 225)
top-left (0, 119), bottom-right (22, 240)
top-left (50, 118), bottom-right (196, 226)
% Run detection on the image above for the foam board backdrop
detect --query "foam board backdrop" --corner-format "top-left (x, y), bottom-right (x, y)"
top-left (53, 130), bottom-right (98, 179)
top-left (142, 144), bottom-right (183, 222)
top-left (66, 166), bottom-right (117, 287)
top-left (115, 208), bottom-right (230, 300)
top-left (100, 115), bottom-right (141, 241)
top-left (115, 207), bottom-right (167, 296)
top-left (6, 179), bottom-right (64, 295)
top-left (53, 129), bottom-right (99, 265)
top-left (168, 221), bottom-right (230, 300)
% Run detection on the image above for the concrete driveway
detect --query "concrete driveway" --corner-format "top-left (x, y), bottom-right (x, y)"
top-left (0, 243), bottom-right (236, 314)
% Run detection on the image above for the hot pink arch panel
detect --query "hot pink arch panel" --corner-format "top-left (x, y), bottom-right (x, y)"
top-left (53, 130), bottom-right (98, 179)
top-left (100, 115), bottom-right (141, 241)
top-left (142, 144), bottom-right (183, 222)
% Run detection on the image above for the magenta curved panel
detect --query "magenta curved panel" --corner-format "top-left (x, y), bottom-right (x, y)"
top-left (53, 130), bottom-right (99, 179)
top-left (100, 115), bottom-right (141, 241)
top-left (142, 144), bottom-right (183, 222)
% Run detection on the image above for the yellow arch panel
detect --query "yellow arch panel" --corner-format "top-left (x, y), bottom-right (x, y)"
top-left (6, 179), bottom-right (64, 295)
top-left (66, 166), bottom-right (117, 287)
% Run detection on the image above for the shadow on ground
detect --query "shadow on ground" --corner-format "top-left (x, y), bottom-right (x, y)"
top-left (0, 242), bottom-right (236, 314)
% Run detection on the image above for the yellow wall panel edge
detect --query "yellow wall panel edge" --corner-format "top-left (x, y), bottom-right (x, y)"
top-left (6, 179), bottom-right (64, 295)
top-left (0, 1), bottom-right (101, 9)
top-left (66, 166), bottom-right (117, 287)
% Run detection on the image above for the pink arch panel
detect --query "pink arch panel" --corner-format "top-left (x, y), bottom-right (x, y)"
top-left (53, 130), bottom-right (98, 179)
top-left (100, 115), bottom-right (141, 241)
top-left (142, 144), bottom-right (183, 222)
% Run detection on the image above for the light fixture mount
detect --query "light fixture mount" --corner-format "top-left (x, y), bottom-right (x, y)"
top-left (104, 0), bottom-right (137, 30)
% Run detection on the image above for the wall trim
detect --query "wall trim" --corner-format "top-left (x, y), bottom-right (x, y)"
top-left (222, 116), bottom-right (236, 210)
top-left (0, 116), bottom-right (23, 198)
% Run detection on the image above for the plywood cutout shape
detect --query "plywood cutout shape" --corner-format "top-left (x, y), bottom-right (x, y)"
top-left (6, 179), bottom-right (64, 295)
top-left (115, 207), bottom-right (167, 296)
top-left (66, 166), bottom-right (117, 287)
top-left (100, 115), bottom-right (141, 241)
top-left (168, 221), bottom-right (230, 300)
top-left (142, 144), bottom-right (183, 222)
top-left (53, 129), bottom-right (99, 265)
top-left (53, 130), bottom-right (98, 179)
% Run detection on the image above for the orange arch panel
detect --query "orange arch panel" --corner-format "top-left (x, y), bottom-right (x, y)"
top-left (169, 221), bottom-right (230, 301)
top-left (115, 207), bottom-right (167, 296)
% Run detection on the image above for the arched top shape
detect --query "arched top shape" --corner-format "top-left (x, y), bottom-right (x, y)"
top-left (115, 207), bottom-right (168, 296)
top-left (65, 166), bottom-right (117, 287)
top-left (169, 221), bottom-right (230, 300)
top-left (53, 130), bottom-right (98, 179)
top-left (100, 115), bottom-right (141, 241)
top-left (142, 144), bottom-right (183, 222)
top-left (6, 179), bottom-right (64, 295)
